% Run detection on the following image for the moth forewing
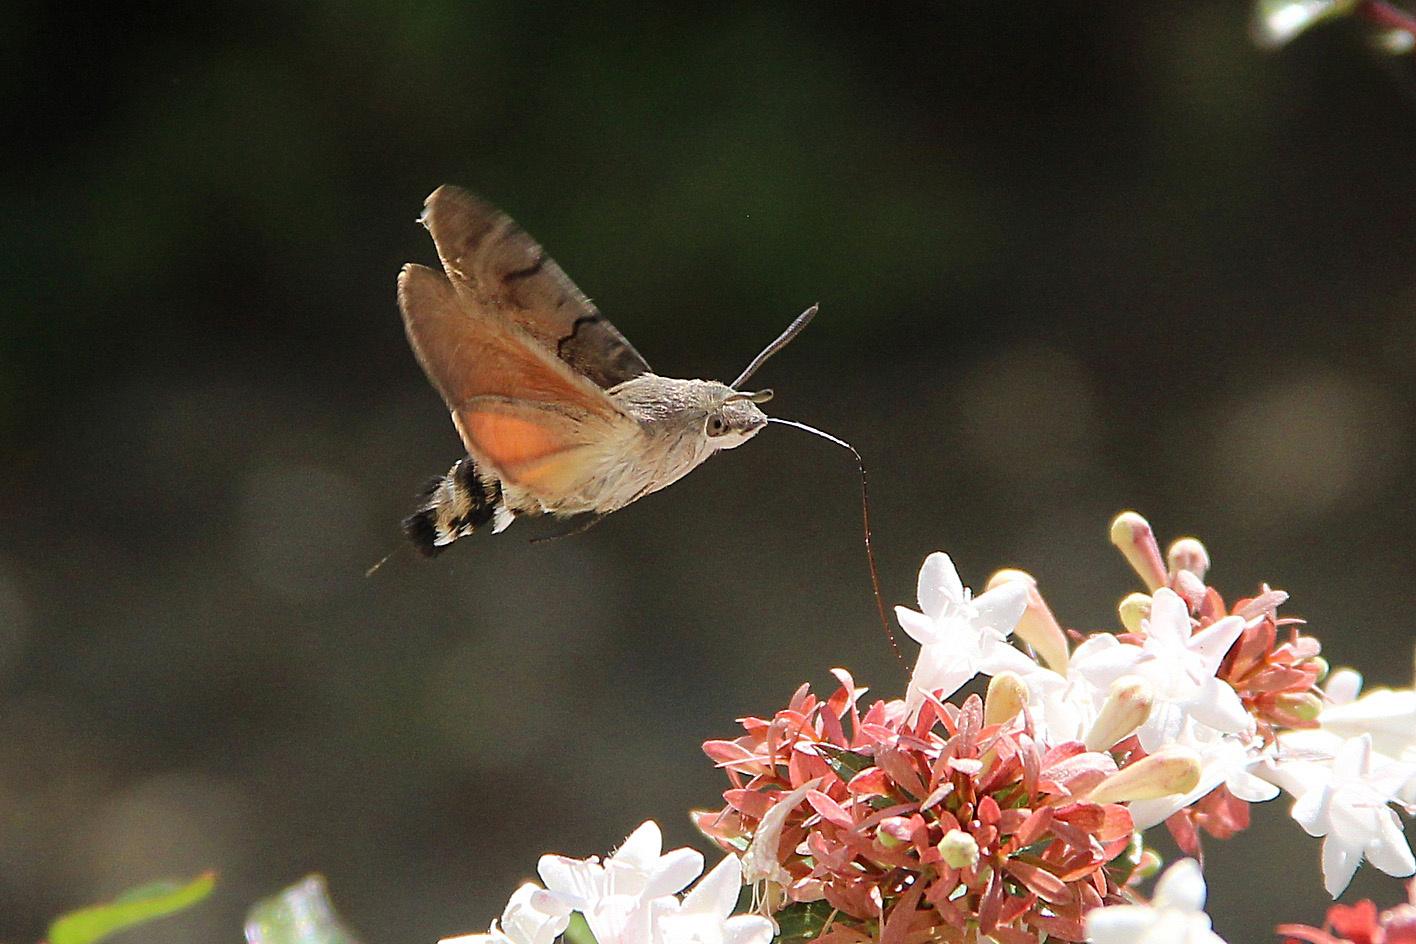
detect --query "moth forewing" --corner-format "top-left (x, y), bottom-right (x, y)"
top-left (421, 185), bottom-right (651, 389)
top-left (398, 264), bottom-right (625, 423)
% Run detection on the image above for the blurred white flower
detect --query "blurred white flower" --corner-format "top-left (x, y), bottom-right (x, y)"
top-left (538, 821), bottom-right (704, 944)
top-left (440, 883), bottom-right (571, 944)
top-left (1085, 858), bottom-right (1227, 944)
top-left (1267, 733), bottom-right (1416, 896)
top-left (896, 552), bottom-right (1031, 712)
top-left (1318, 671), bottom-right (1416, 799)
top-left (655, 856), bottom-right (773, 944)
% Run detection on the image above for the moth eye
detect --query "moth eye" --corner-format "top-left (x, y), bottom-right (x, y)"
top-left (706, 415), bottom-right (727, 436)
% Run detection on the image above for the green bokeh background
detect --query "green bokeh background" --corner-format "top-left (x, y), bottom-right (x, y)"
top-left (3, 1), bottom-right (1416, 941)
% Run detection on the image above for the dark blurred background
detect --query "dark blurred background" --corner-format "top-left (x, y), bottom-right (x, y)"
top-left (4, 0), bottom-right (1416, 940)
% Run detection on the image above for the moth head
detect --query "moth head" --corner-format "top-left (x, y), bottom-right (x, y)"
top-left (704, 387), bottom-right (771, 450)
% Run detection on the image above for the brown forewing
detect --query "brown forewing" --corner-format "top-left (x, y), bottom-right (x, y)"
top-left (397, 263), bottom-right (625, 424)
top-left (420, 185), bottom-right (651, 389)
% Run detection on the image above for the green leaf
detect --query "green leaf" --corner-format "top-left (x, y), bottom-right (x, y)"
top-left (244, 875), bottom-right (363, 944)
top-left (48, 872), bottom-right (216, 944)
top-left (1253, 0), bottom-right (1360, 49)
top-left (773, 900), bottom-right (842, 944)
top-left (815, 744), bottom-right (875, 781)
top-left (563, 912), bottom-right (597, 944)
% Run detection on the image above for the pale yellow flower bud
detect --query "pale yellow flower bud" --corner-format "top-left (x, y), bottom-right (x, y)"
top-left (988, 569), bottom-right (1069, 673)
top-left (1084, 676), bottom-right (1155, 751)
top-left (1278, 691), bottom-right (1324, 723)
top-left (1087, 746), bottom-right (1202, 804)
top-left (1118, 592), bottom-right (1152, 635)
top-left (938, 829), bottom-right (979, 869)
top-left (984, 671), bottom-right (1029, 727)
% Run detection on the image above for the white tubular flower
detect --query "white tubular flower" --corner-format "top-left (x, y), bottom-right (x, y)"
top-left (1127, 729), bottom-right (1277, 830)
top-left (1076, 589), bottom-right (1251, 752)
top-left (895, 552), bottom-right (1031, 713)
top-left (1269, 734), bottom-right (1416, 897)
top-left (655, 856), bottom-right (774, 944)
top-left (439, 883), bottom-right (572, 944)
top-left (1321, 682), bottom-right (1416, 760)
top-left (538, 822), bottom-right (705, 944)
top-left (1085, 858), bottom-right (1228, 944)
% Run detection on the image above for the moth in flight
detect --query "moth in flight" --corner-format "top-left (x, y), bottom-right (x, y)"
top-left (397, 185), bottom-right (814, 555)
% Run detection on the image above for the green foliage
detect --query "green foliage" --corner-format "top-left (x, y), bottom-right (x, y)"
top-left (47, 872), bottom-right (215, 944)
top-left (773, 900), bottom-right (842, 944)
top-left (563, 912), bottom-right (597, 944)
top-left (245, 876), bottom-right (363, 944)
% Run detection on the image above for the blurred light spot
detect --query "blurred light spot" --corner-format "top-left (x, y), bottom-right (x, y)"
top-left (239, 462), bottom-right (369, 601)
top-left (0, 564), bottom-right (29, 678)
top-left (953, 346), bottom-right (1101, 486)
top-left (85, 772), bottom-right (246, 944)
top-left (1212, 372), bottom-right (1405, 520)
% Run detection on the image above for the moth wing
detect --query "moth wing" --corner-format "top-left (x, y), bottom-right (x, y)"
top-left (454, 397), bottom-right (630, 498)
top-left (420, 185), bottom-right (652, 390)
top-left (398, 264), bottom-right (637, 501)
top-left (399, 263), bottom-right (624, 418)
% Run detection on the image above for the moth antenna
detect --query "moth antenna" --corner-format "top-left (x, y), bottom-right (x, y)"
top-left (766, 416), bottom-right (901, 662)
top-left (731, 303), bottom-right (819, 390)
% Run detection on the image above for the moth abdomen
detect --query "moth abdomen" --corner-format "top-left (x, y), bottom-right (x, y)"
top-left (401, 457), bottom-right (505, 556)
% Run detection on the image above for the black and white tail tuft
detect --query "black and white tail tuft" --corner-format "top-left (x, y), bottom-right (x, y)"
top-left (401, 457), bottom-right (505, 556)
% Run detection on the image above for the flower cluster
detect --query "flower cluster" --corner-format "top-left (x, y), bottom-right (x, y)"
top-left (442, 511), bottom-right (1416, 944)
top-left (694, 665), bottom-right (1184, 944)
top-left (442, 821), bottom-right (773, 944)
top-left (691, 512), bottom-right (1414, 944)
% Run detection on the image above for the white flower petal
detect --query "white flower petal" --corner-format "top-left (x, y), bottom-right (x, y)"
top-left (1186, 678), bottom-right (1252, 735)
top-left (1085, 859), bottom-right (1228, 944)
top-left (1364, 809), bottom-right (1416, 878)
top-left (613, 821), bottom-right (664, 868)
top-left (1144, 590), bottom-right (1193, 644)
top-left (720, 915), bottom-right (774, 944)
top-left (1186, 616), bottom-right (1245, 672)
top-left (1085, 905), bottom-right (1156, 943)
top-left (1152, 858), bottom-right (1206, 911)
top-left (1322, 832), bottom-right (1362, 897)
top-left (676, 856), bottom-right (740, 919)
top-left (1325, 668), bottom-right (1364, 706)
top-left (971, 580), bottom-right (1029, 635)
top-left (894, 606), bottom-right (938, 646)
top-left (917, 552), bottom-right (964, 619)
top-left (644, 848), bottom-right (704, 899)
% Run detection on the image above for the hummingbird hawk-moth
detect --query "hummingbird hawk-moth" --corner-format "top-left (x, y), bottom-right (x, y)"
top-left (396, 185), bottom-right (814, 555)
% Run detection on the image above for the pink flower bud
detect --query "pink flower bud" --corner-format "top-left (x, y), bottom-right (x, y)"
top-left (1110, 512), bottom-right (1167, 591)
top-left (1166, 537), bottom-right (1210, 582)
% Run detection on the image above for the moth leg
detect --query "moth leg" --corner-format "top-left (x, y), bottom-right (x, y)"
top-left (528, 513), bottom-right (607, 544)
